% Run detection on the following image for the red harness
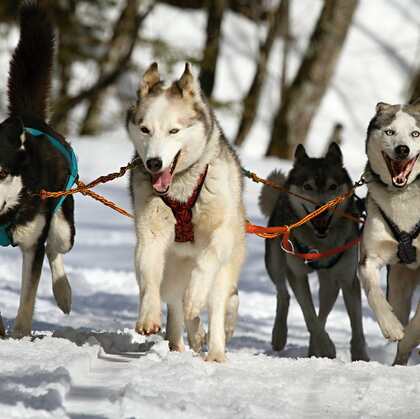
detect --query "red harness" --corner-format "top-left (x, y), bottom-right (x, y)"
top-left (160, 165), bottom-right (209, 243)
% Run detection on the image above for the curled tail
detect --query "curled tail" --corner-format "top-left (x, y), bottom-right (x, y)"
top-left (7, 1), bottom-right (55, 121)
top-left (258, 170), bottom-right (286, 217)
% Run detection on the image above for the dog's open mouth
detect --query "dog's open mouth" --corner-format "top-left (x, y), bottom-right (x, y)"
top-left (382, 152), bottom-right (419, 188)
top-left (303, 205), bottom-right (333, 238)
top-left (151, 151), bottom-right (181, 195)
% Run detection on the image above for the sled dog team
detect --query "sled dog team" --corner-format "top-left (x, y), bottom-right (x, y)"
top-left (0, 3), bottom-right (419, 365)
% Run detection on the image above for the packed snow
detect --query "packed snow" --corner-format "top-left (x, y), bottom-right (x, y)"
top-left (1, 1), bottom-right (420, 418)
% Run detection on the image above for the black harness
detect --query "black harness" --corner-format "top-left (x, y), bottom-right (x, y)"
top-left (377, 205), bottom-right (420, 265)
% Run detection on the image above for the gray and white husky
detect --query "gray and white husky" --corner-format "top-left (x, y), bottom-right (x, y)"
top-left (259, 143), bottom-right (369, 361)
top-left (126, 63), bottom-right (246, 362)
top-left (359, 102), bottom-right (420, 365)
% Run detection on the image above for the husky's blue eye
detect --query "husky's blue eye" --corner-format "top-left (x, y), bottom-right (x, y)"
top-left (384, 129), bottom-right (395, 136)
top-left (140, 126), bottom-right (150, 134)
top-left (169, 128), bottom-right (180, 135)
top-left (411, 130), bottom-right (420, 138)
top-left (303, 184), bottom-right (313, 191)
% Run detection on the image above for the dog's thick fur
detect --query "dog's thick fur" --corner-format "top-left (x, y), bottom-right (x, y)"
top-left (0, 2), bottom-right (75, 337)
top-left (359, 102), bottom-right (420, 365)
top-left (127, 63), bottom-right (245, 362)
top-left (260, 143), bottom-right (369, 361)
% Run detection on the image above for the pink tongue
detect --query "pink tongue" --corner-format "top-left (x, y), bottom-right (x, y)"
top-left (391, 160), bottom-right (409, 185)
top-left (152, 168), bottom-right (173, 192)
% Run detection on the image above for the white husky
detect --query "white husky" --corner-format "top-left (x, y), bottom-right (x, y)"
top-left (359, 102), bottom-right (420, 365)
top-left (126, 63), bottom-right (246, 362)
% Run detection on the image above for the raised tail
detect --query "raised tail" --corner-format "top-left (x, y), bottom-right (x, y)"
top-left (7, 1), bottom-right (55, 121)
top-left (258, 170), bottom-right (286, 217)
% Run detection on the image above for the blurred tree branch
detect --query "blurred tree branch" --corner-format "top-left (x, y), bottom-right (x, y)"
top-left (199, 0), bottom-right (226, 98)
top-left (234, 0), bottom-right (289, 147)
top-left (266, 0), bottom-right (358, 159)
top-left (50, 2), bottom-right (154, 131)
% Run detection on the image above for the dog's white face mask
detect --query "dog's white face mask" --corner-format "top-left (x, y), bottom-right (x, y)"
top-left (127, 63), bottom-right (210, 195)
top-left (368, 103), bottom-right (420, 188)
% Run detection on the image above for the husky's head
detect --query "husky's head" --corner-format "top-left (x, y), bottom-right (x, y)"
top-left (127, 62), bottom-right (212, 195)
top-left (367, 102), bottom-right (420, 188)
top-left (0, 117), bottom-right (26, 215)
top-left (287, 143), bottom-right (352, 239)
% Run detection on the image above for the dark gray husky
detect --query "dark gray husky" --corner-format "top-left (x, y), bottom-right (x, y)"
top-left (259, 143), bottom-right (369, 361)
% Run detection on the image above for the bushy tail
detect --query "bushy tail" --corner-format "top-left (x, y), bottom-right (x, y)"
top-left (258, 170), bottom-right (286, 217)
top-left (7, 1), bottom-right (55, 120)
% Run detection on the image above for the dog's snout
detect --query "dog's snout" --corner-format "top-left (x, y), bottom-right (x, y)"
top-left (146, 158), bottom-right (163, 173)
top-left (394, 145), bottom-right (410, 159)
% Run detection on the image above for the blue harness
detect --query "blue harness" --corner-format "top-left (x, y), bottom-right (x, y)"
top-left (0, 127), bottom-right (78, 247)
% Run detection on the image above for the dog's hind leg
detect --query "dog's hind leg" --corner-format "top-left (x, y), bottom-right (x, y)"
top-left (340, 274), bottom-right (369, 362)
top-left (166, 302), bottom-right (185, 352)
top-left (393, 301), bottom-right (420, 365)
top-left (0, 313), bottom-right (5, 337)
top-left (265, 238), bottom-right (290, 351)
top-left (186, 317), bottom-right (206, 353)
top-left (287, 267), bottom-right (335, 358)
top-left (13, 244), bottom-right (45, 337)
top-left (387, 264), bottom-right (416, 326)
top-left (46, 208), bottom-right (74, 314)
top-left (225, 291), bottom-right (239, 342)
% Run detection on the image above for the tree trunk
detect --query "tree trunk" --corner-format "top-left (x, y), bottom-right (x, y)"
top-left (234, 0), bottom-right (287, 147)
top-left (266, 0), bottom-right (358, 159)
top-left (79, 0), bottom-right (141, 135)
top-left (50, 1), bottom-right (152, 130)
top-left (199, 0), bottom-right (226, 98)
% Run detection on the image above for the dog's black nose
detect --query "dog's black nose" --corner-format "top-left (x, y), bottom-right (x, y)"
top-left (146, 158), bottom-right (163, 173)
top-left (394, 145), bottom-right (410, 159)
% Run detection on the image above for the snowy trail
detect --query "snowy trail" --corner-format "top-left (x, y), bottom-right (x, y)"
top-left (0, 133), bottom-right (419, 419)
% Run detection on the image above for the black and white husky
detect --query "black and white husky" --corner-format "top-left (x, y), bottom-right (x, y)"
top-left (259, 143), bottom-right (369, 361)
top-left (0, 2), bottom-right (76, 337)
top-left (359, 102), bottom-right (420, 365)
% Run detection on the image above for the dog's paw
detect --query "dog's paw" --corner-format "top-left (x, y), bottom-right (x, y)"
top-left (183, 286), bottom-right (206, 321)
top-left (135, 309), bottom-right (161, 335)
top-left (205, 350), bottom-right (226, 363)
top-left (53, 276), bottom-right (72, 314)
top-left (168, 342), bottom-right (185, 352)
top-left (377, 311), bottom-right (404, 342)
top-left (309, 331), bottom-right (336, 359)
top-left (11, 325), bottom-right (31, 339)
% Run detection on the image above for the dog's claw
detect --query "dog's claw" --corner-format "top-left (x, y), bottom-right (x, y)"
top-left (135, 321), bottom-right (161, 336)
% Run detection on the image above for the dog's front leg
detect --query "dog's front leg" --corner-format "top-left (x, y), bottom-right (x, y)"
top-left (135, 231), bottom-right (170, 335)
top-left (359, 255), bottom-right (404, 341)
top-left (13, 244), bottom-right (45, 338)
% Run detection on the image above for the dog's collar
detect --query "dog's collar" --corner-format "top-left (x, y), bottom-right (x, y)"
top-left (160, 165), bottom-right (209, 243)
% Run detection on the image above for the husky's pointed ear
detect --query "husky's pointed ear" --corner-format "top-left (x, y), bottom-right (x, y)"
top-left (326, 142), bottom-right (343, 165)
top-left (294, 144), bottom-right (309, 162)
top-left (138, 62), bottom-right (161, 97)
top-left (171, 62), bottom-right (199, 97)
top-left (376, 102), bottom-right (392, 114)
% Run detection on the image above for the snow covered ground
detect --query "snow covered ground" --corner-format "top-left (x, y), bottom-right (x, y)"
top-left (0, 131), bottom-right (419, 419)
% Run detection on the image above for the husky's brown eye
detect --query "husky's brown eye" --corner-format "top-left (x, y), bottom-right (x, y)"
top-left (329, 183), bottom-right (337, 191)
top-left (169, 128), bottom-right (180, 135)
top-left (303, 184), bottom-right (313, 191)
top-left (385, 129), bottom-right (395, 136)
top-left (140, 126), bottom-right (150, 134)
top-left (0, 169), bottom-right (9, 180)
top-left (412, 130), bottom-right (420, 138)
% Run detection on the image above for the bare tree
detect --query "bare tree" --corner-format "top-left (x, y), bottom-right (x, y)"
top-left (234, 0), bottom-right (288, 147)
top-left (50, 2), bottom-right (153, 131)
top-left (79, 0), bottom-right (142, 135)
top-left (266, 0), bottom-right (358, 159)
top-left (199, 0), bottom-right (226, 98)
